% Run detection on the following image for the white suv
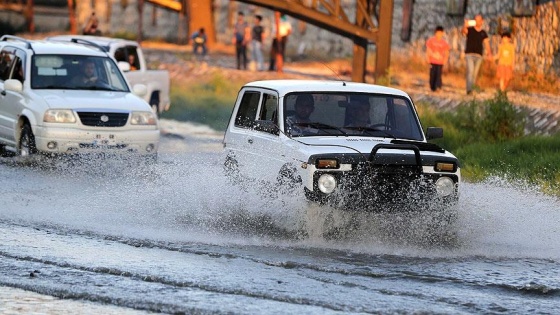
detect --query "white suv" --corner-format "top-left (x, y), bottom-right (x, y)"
top-left (0, 35), bottom-right (159, 159)
top-left (223, 80), bottom-right (460, 215)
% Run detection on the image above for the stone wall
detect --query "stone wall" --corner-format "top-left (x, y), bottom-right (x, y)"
top-left (398, 0), bottom-right (560, 75)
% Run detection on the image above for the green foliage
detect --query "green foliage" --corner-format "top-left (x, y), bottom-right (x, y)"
top-left (455, 136), bottom-right (560, 196)
top-left (417, 93), bottom-right (558, 195)
top-left (161, 73), bottom-right (239, 131)
top-left (419, 92), bottom-right (526, 150)
top-left (462, 92), bottom-right (525, 142)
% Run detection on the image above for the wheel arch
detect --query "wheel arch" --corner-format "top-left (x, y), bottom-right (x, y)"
top-left (16, 111), bottom-right (36, 147)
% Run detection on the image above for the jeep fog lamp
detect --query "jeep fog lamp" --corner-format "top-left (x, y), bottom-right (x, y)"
top-left (318, 174), bottom-right (337, 194)
top-left (43, 109), bottom-right (76, 123)
top-left (316, 158), bottom-right (339, 169)
top-left (435, 177), bottom-right (454, 197)
top-left (435, 162), bottom-right (456, 172)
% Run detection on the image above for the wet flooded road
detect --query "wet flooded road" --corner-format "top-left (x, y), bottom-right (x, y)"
top-left (1, 120), bottom-right (559, 314)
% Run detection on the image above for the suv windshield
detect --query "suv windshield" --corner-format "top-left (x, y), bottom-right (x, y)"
top-left (31, 55), bottom-right (129, 92)
top-left (284, 92), bottom-right (423, 140)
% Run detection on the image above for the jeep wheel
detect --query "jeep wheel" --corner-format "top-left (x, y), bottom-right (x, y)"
top-left (19, 124), bottom-right (37, 157)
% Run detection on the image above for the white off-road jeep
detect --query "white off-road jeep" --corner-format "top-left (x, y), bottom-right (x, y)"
top-left (0, 35), bottom-right (159, 160)
top-left (223, 80), bottom-right (460, 216)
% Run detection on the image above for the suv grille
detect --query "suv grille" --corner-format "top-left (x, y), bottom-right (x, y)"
top-left (77, 112), bottom-right (129, 127)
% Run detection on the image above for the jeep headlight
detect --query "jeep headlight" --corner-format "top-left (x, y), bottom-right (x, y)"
top-left (435, 177), bottom-right (455, 197)
top-left (43, 109), bottom-right (76, 123)
top-left (318, 174), bottom-right (337, 194)
top-left (130, 111), bottom-right (157, 125)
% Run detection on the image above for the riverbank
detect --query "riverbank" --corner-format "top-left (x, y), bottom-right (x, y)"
top-left (142, 42), bottom-right (559, 135)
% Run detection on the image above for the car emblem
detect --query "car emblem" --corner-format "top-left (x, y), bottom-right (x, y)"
top-left (100, 115), bottom-right (109, 122)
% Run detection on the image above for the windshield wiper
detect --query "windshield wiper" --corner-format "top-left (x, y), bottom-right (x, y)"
top-left (37, 85), bottom-right (63, 89)
top-left (293, 122), bottom-right (348, 136)
top-left (344, 126), bottom-right (396, 139)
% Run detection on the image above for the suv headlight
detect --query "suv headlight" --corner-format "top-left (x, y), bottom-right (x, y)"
top-left (43, 109), bottom-right (76, 123)
top-left (130, 111), bottom-right (157, 125)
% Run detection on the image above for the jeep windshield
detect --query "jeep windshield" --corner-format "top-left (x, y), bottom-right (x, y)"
top-left (31, 55), bottom-right (129, 92)
top-left (284, 92), bottom-right (424, 141)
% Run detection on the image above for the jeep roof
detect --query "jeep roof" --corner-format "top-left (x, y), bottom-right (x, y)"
top-left (243, 80), bottom-right (410, 98)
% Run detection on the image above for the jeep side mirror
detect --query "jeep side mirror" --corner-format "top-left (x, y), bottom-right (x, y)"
top-left (426, 127), bottom-right (443, 140)
top-left (132, 84), bottom-right (147, 97)
top-left (253, 120), bottom-right (279, 135)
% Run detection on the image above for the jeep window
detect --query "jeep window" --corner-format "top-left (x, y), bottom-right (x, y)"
top-left (31, 55), bottom-right (129, 92)
top-left (257, 93), bottom-right (278, 122)
top-left (284, 92), bottom-right (423, 140)
top-left (253, 93), bottom-right (279, 135)
top-left (11, 49), bottom-right (26, 83)
top-left (234, 91), bottom-right (260, 128)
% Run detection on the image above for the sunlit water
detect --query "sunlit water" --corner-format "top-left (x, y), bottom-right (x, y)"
top-left (0, 119), bottom-right (558, 314)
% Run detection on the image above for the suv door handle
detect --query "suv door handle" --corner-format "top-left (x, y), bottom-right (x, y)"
top-left (1, 90), bottom-right (5, 96)
top-left (247, 138), bottom-right (253, 144)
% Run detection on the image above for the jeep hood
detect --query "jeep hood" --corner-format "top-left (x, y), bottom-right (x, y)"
top-left (295, 136), bottom-right (391, 153)
top-left (37, 90), bottom-right (150, 112)
top-left (294, 136), bottom-right (454, 158)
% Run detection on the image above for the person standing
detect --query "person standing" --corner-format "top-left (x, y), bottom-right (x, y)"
top-left (426, 26), bottom-right (450, 93)
top-left (233, 12), bottom-right (250, 70)
top-left (268, 13), bottom-right (292, 71)
top-left (83, 12), bottom-right (102, 36)
top-left (251, 15), bottom-right (265, 71)
top-left (462, 14), bottom-right (492, 95)
top-left (496, 32), bottom-right (515, 92)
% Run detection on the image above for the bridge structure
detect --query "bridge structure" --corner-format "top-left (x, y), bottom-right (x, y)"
top-left (2, 0), bottom-right (394, 82)
top-left (237, 0), bottom-right (394, 82)
top-left (146, 0), bottom-right (394, 83)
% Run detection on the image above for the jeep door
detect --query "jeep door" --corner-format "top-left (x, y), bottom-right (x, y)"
top-left (0, 47), bottom-right (26, 145)
top-left (226, 88), bottom-right (285, 182)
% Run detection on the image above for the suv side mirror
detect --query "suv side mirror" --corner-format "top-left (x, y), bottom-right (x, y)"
top-left (426, 127), bottom-right (443, 140)
top-left (132, 84), bottom-right (147, 97)
top-left (253, 120), bottom-right (279, 135)
top-left (4, 79), bottom-right (23, 93)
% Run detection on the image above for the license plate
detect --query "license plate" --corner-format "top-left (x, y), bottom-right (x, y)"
top-left (93, 134), bottom-right (116, 145)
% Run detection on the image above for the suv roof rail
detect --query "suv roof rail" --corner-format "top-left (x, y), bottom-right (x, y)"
top-left (46, 37), bottom-right (109, 53)
top-left (0, 35), bottom-right (32, 49)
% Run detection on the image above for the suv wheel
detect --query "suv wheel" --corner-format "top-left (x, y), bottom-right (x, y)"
top-left (19, 124), bottom-right (37, 156)
top-left (150, 92), bottom-right (160, 118)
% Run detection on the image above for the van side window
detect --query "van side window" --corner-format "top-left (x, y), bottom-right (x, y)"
top-left (235, 91), bottom-right (261, 128)
top-left (0, 49), bottom-right (15, 81)
top-left (126, 46), bottom-right (140, 71)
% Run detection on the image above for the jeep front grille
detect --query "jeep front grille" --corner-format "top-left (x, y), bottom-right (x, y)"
top-left (77, 112), bottom-right (129, 127)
